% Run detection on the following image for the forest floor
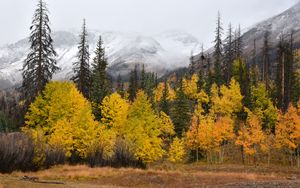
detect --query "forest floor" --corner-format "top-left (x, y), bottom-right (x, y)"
top-left (0, 164), bottom-right (300, 188)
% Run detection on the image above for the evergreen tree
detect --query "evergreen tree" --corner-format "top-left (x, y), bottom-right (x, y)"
top-left (140, 64), bottom-right (146, 90)
top-left (224, 24), bottom-right (234, 84)
top-left (72, 19), bottom-right (91, 99)
top-left (128, 65), bottom-right (139, 101)
top-left (116, 74), bottom-right (125, 97)
top-left (250, 39), bottom-right (260, 87)
top-left (172, 80), bottom-right (191, 136)
top-left (262, 30), bottom-right (271, 90)
top-left (213, 11), bottom-right (224, 86)
top-left (276, 35), bottom-right (287, 111)
top-left (234, 25), bottom-right (243, 59)
top-left (22, 0), bottom-right (59, 104)
top-left (160, 79), bottom-right (170, 115)
top-left (189, 51), bottom-right (196, 77)
top-left (90, 36), bottom-right (110, 119)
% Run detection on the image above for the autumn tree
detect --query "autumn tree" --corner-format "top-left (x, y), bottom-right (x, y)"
top-left (23, 82), bottom-right (111, 164)
top-left (100, 93), bottom-right (129, 134)
top-left (236, 113), bottom-right (267, 164)
top-left (250, 83), bottom-right (278, 131)
top-left (275, 104), bottom-right (300, 166)
top-left (210, 79), bottom-right (243, 117)
top-left (122, 91), bottom-right (164, 164)
top-left (22, 0), bottom-right (59, 104)
top-left (168, 137), bottom-right (186, 163)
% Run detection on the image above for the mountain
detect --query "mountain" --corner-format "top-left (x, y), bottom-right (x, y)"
top-left (0, 30), bottom-right (201, 89)
top-left (193, 2), bottom-right (300, 69)
top-left (241, 1), bottom-right (300, 55)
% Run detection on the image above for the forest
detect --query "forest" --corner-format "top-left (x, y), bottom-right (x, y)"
top-left (0, 0), bottom-right (300, 178)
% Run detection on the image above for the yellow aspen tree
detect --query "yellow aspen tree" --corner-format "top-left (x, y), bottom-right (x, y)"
top-left (159, 111), bottom-right (176, 140)
top-left (168, 137), bottom-right (186, 163)
top-left (23, 81), bottom-right (102, 161)
top-left (210, 79), bottom-right (243, 117)
top-left (236, 114), bottom-right (267, 164)
top-left (275, 104), bottom-right (300, 166)
top-left (122, 91), bottom-right (164, 164)
top-left (100, 93), bottom-right (129, 133)
top-left (182, 74), bottom-right (199, 99)
top-left (154, 82), bottom-right (175, 102)
top-left (214, 116), bottom-right (235, 163)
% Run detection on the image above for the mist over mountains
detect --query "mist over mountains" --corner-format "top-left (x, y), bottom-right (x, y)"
top-left (0, 30), bottom-right (201, 89)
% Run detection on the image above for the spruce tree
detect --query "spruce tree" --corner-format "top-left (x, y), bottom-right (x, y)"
top-left (262, 30), bottom-right (271, 90)
top-left (189, 51), bottom-right (196, 77)
top-left (213, 11), bottom-right (224, 86)
top-left (128, 65), bottom-right (139, 101)
top-left (90, 36), bottom-right (110, 119)
top-left (140, 64), bottom-right (146, 90)
top-left (234, 25), bottom-right (243, 59)
top-left (160, 79), bottom-right (170, 115)
top-left (172, 80), bottom-right (191, 137)
top-left (224, 24), bottom-right (234, 84)
top-left (22, 0), bottom-right (59, 104)
top-left (72, 19), bottom-right (91, 99)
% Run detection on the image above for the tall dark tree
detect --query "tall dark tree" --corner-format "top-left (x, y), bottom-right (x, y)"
top-left (249, 39), bottom-right (260, 87)
top-left (116, 74), bottom-right (125, 97)
top-left (140, 64), bottom-right (146, 90)
top-left (72, 19), bottom-right (91, 98)
top-left (276, 35), bottom-right (287, 111)
top-left (172, 80), bottom-right (191, 137)
top-left (22, 0), bottom-right (59, 104)
top-left (224, 24), bottom-right (234, 84)
top-left (189, 51), bottom-right (196, 77)
top-left (128, 65), bottom-right (139, 101)
top-left (213, 11), bottom-right (224, 86)
top-left (159, 79), bottom-right (170, 115)
top-left (234, 25), bottom-right (243, 59)
top-left (261, 30), bottom-right (271, 90)
top-left (90, 36), bottom-right (110, 119)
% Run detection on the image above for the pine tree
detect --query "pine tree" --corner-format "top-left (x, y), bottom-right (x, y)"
top-left (90, 36), bottom-right (110, 119)
top-left (213, 11), bottom-right (224, 86)
top-left (116, 74), bottom-right (125, 97)
top-left (172, 80), bottom-right (191, 136)
top-left (224, 24), bottom-right (234, 84)
top-left (22, 0), bottom-right (59, 104)
top-left (160, 79), bottom-right (170, 115)
top-left (128, 65), bottom-right (139, 101)
top-left (234, 25), bottom-right (243, 59)
top-left (189, 51), bottom-right (196, 77)
top-left (72, 19), bottom-right (91, 99)
top-left (140, 64), bottom-right (146, 90)
top-left (276, 35), bottom-right (287, 111)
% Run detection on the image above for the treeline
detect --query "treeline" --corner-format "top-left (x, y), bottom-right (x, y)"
top-left (1, 0), bottom-right (300, 173)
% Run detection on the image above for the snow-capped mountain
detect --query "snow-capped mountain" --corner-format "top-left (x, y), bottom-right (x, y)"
top-left (0, 30), bottom-right (201, 89)
top-left (242, 1), bottom-right (300, 55)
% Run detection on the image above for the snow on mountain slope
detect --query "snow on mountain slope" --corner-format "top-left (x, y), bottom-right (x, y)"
top-left (242, 1), bottom-right (300, 54)
top-left (0, 30), bottom-right (200, 88)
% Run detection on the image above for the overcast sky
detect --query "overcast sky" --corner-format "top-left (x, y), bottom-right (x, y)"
top-left (0, 0), bottom-right (299, 47)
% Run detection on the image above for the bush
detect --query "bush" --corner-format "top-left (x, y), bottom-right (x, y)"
top-left (0, 133), bottom-right (35, 173)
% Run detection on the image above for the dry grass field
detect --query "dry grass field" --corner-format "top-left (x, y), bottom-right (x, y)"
top-left (0, 164), bottom-right (299, 188)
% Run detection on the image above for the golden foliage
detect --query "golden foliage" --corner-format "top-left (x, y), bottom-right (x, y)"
top-left (235, 114), bottom-right (267, 156)
top-left (168, 137), bottom-right (186, 163)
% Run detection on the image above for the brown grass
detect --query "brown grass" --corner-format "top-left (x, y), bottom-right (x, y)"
top-left (0, 164), bottom-right (299, 188)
